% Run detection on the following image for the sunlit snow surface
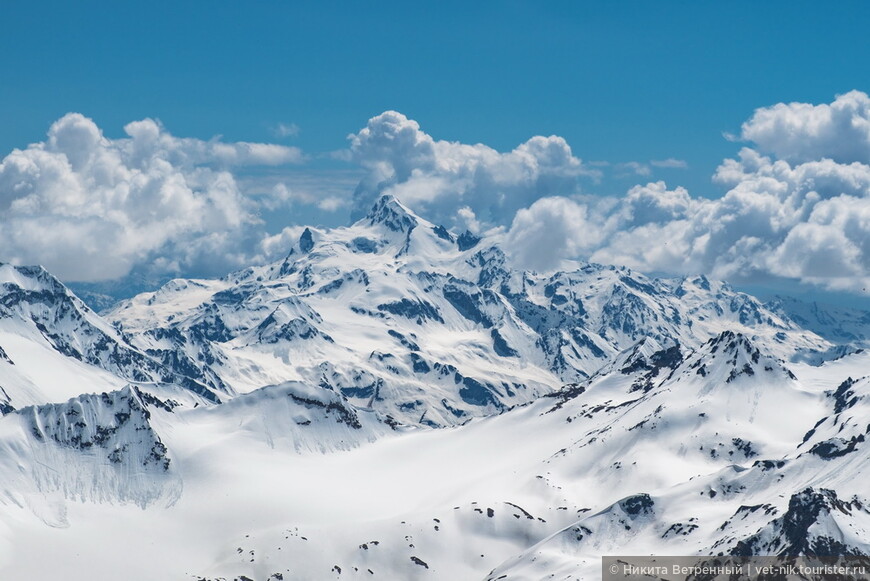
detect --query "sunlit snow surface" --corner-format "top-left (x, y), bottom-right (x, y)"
top-left (1, 196), bottom-right (869, 580)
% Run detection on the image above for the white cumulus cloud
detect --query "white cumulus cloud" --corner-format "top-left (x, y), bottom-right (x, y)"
top-left (740, 90), bottom-right (870, 164)
top-left (503, 92), bottom-right (870, 293)
top-left (506, 197), bottom-right (604, 271)
top-left (348, 110), bottom-right (600, 228)
top-left (0, 113), bottom-right (303, 281)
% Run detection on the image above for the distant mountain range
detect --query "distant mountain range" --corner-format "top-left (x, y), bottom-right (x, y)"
top-left (1, 195), bottom-right (869, 580)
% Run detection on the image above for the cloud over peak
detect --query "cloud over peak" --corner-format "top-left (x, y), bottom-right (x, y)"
top-left (341, 101), bottom-right (870, 293)
top-left (348, 110), bottom-right (598, 228)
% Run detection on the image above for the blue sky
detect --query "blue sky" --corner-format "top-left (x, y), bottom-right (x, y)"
top-left (1, 1), bottom-right (869, 303)
top-left (3, 1), bottom-right (865, 191)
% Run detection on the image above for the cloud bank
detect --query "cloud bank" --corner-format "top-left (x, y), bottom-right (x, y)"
top-left (2, 92), bottom-right (869, 294)
top-left (510, 92), bottom-right (870, 292)
top-left (347, 93), bottom-right (870, 293)
top-left (0, 114), bottom-right (303, 281)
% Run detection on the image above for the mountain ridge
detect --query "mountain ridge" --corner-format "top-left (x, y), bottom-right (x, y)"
top-left (104, 195), bottom-right (834, 428)
top-left (0, 194), bottom-right (868, 580)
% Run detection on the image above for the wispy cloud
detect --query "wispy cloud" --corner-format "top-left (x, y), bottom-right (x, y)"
top-left (613, 159), bottom-right (687, 177)
top-left (252, 180), bottom-right (352, 213)
top-left (615, 161), bottom-right (652, 177)
top-left (650, 158), bottom-right (688, 169)
top-left (271, 122), bottom-right (300, 138)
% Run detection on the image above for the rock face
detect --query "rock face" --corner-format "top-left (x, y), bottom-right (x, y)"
top-left (24, 386), bottom-right (172, 471)
top-left (0, 385), bottom-right (180, 508)
top-left (731, 488), bottom-right (870, 557)
top-left (1, 195), bottom-right (870, 580)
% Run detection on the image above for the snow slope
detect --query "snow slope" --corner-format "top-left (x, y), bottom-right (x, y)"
top-left (0, 333), bottom-right (868, 580)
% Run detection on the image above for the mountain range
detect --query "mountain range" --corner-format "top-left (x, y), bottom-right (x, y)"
top-left (1, 195), bottom-right (868, 580)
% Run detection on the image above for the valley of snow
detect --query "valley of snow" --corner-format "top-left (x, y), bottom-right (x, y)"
top-left (1, 196), bottom-right (869, 580)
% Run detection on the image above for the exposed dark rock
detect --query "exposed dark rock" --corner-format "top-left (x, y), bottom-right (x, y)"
top-left (832, 377), bottom-right (858, 414)
top-left (287, 392), bottom-right (363, 429)
top-left (457, 231), bottom-right (481, 251)
top-left (432, 225), bottom-right (454, 242)
top-left (22, 387), bottom-right (171, 471)
top-left (620, 494), bottom-right (654, 517)
top-left (442, 284), bottom-right (496, 328)
top-left (377, 299), bottom-right (444, 324)
top-left (351, 237), bottom-right (378, 254)
top-left (299, 227), bottom-right (315, 253)
top-left (810, 435), bottom-right (864, 459)
top-left (388, 329), bottom-right (420, 352)
top-left (459, 377), bottom-right (499, 407)
top-left (366, 195), bottom-right (418, 233)
top-left (731, 488), bottom-right (869, 556)
top-left (491, 329), bottom-right (518, 357)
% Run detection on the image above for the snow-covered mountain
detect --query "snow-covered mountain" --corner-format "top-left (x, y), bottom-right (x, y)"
top-left (106, 195), bottom-right (829, 428)
top-left (0, 385), bottom-right (180, 511)
top-left (0, 195), bottom-right (868, 580)
top-left (0, 262), bottom-right (220, 412)
top-left (767, 294), bottom-right (870, 351)
top-left (487, 344), bottom-right (870, 579)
